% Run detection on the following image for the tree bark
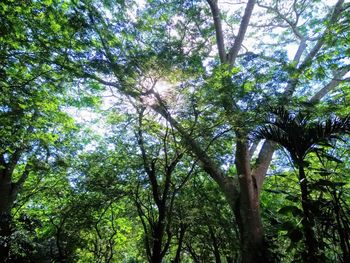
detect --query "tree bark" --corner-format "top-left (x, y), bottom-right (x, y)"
top-left (298, 164), bottom-right (323, 262)
top-left (151, 201), bottom-right (167, 263)
top-left (0, 173), bottom-right (13, 263)
top-left (234, 139), bottom-right (271, 263)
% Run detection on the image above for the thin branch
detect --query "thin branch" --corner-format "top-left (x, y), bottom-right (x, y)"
top-left (283, 0), bottom-right (345, 96)
top-left (298, 0), bottom-right (345, 72)
top-left (150, 92), bottom-right (239, 205)
top-left (257, 2), bottom-right (302, 39)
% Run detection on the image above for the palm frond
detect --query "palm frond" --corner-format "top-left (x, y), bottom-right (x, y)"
top-left (257, 107), bottom-right (350, 163)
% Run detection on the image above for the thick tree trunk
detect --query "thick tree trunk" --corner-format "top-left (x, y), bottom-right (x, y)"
top-left (236, 180), bottom-right (269, 263)
top-left (234, 140), bottom-right (271, 263)
top-left (150, 203), bottom-right (166, 263)
top-left (0, 174), bottom-right (13, 263)
top-left (151, 222), bottom-right (164, 263)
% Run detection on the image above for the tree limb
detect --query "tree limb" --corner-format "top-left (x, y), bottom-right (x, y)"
top-left (293, 39), bottom-right (307, 64)
top-left (228, 0), bottom-right (256, 67)
top-left (151, 92), bottom-right (239, 206)
top-left (251, 140), bottom-right (276, 193)
top-left (249, 140), bottom-right (259, 158)
top-left (207, 0), bottom-right (227, 63)
top-left (298, 0), bottom-right (345, 72)
top-left (283, 0), bottom-right (345, 96)
top-left (310, 67), bottom-right (350, 103)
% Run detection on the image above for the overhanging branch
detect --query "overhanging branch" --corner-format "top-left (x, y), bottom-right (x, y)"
top-left (310, 67), bottom-right (350, 103)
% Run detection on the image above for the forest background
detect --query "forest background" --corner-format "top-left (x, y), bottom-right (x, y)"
top-left (0, 0), bottom-right (350, 262)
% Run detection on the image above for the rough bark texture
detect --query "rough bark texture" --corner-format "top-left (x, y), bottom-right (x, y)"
top-left (234, 139), bottom-right (271, 263)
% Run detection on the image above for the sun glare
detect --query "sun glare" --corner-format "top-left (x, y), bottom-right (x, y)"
top-left (154, 80), bottom-right (172, 95)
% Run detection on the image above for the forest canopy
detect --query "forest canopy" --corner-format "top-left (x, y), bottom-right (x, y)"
top-left (0, 0), bottom-right (350, 262)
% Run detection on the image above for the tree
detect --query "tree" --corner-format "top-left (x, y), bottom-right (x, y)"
top-left (36, 0), bottom-right (348, 262)
top-left (1, 0), bottom-right (350, 261)
top-left (177, 174), bottom-right (239, 263)
top-left (134, 109), bottom-right (189, 263)
top-left (258, 107), bottom-right (350, 261)
top-left (0, 1), bottom-right (80, 260)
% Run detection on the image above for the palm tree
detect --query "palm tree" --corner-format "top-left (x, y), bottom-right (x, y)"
top-left (257, 107), bottom-right (350, 262)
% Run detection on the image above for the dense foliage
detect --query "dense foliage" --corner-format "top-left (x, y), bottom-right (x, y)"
top-left (1, 0), bottom-right (349, 262)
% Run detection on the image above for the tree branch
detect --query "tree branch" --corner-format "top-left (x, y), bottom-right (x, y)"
top-left (11, 163), bottom-right (32, 199)
top-left (293, 39), bottom-right (307, 64)
top-left (228, 0), bottom-right (256, 67)
top-left (251, 140), bottom-right (276, 193)
top-left (249, 140), bottom-right (259, 158)
top-left (258, 1), bottom-right (304, 39)
top-left (298, 0), bottom-right (345, 72)
top-left (151, 92), bottom-right (239, 206)
top-left (310, 67), bottom-right (350, 103)
top-left (283, 0), bottom-right (345, 96)
top-left (207, 0), bottom-right (227, 63)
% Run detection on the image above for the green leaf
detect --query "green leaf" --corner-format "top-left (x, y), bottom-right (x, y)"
top-left (278, 206), bottom-right (303, 217)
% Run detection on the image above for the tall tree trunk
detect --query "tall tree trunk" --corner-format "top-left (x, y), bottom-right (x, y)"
top-left (0, 174), bottom-right (13, 263)
top-left (234, 140), bottom-right (271, 263)
top-left (298, 165), bottom-right (323, 262)
top-left (236, 180), bottom-right (268, 263)
top-left (151, 203), bottom-right (166, 263)
top-left (151, 223), bottom-right (164, 263)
